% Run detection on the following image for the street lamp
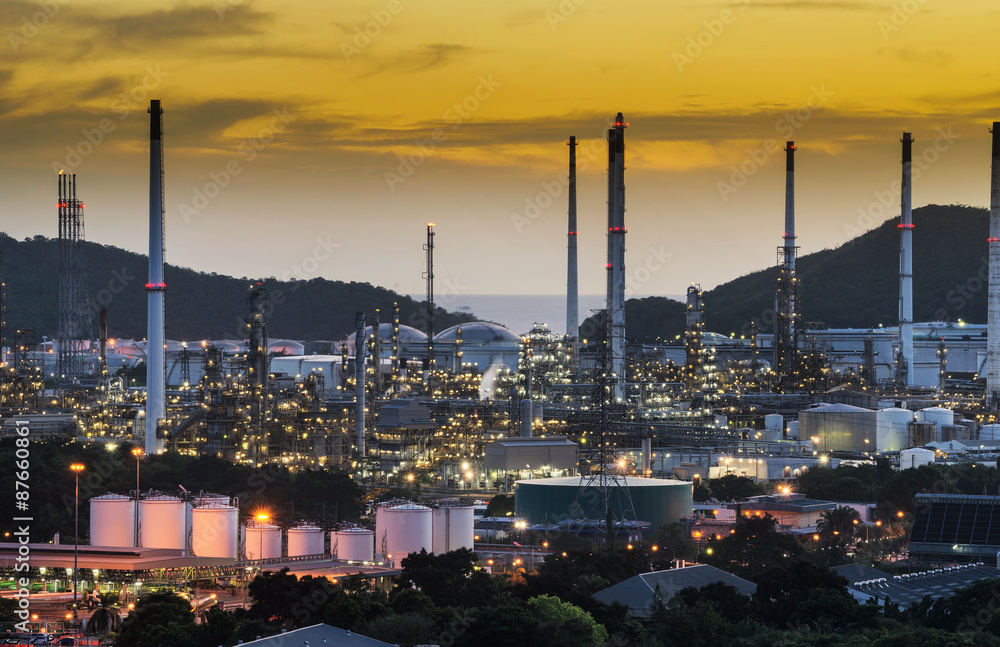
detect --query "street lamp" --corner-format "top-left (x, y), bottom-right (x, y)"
top-left (256, 513), bottom-right (269, 563)
top-left (70, 463), bottom-right (85, 623)
top-left (132, 447), bottom-right (143, 547)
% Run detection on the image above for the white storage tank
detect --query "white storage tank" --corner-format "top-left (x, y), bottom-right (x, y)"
top-left (764, 414), bottom-right (783, 433)
top-left (877, 407), bottom-right (914, 452)
top-left (139, 496), bottom-right (190, 550)
top-left (981, 424), bottom-right (1000, 442)
top-left (432, 506), bottom-right (475, 554)
top-left (787, 420), bottom-right (799, 440)
top-left (244, 522), bottom-right (281, 560)
top-left (90, 494), bottom-right (136, 548)
top-left (191, 504), bottom-right (238, 559)
top-left (918, 407), bottom-right (954, 429)
top-left (334, 527), bottom-right (375, 562)
top-left (193, 492), bottom-right (230, 507)
top-left (900, 447), bottom-right (935, 469)
top-left (382, 504), bottom-right (432, 564)
top-left (287, 524), bottom-right (324, 557)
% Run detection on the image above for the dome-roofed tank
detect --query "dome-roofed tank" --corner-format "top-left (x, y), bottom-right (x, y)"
top-left (269, 339), bottom-right (305, 356)
top-left (434, 322), bottom-right (520, 344)
top-left (346, 324), bottom-right (428, 355)
top-left (90, 494), bottom-right (136, 548)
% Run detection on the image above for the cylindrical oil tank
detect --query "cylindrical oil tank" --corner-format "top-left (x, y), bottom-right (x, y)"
top-left (981, 424), bottom-right (1000, 441)
top-left (193, 492), bottom-right (230, 507)
top-left (909, 422), bottom-right (937, 448)
top-left (919, 407), bottom-right (954, 429)
top-left (334, 528), bottom-right (375, 562)
top-left (244, 523), bottom-right (281, 560)
top-left (139, 496), bottom-right (190, 550)
top-left (432, 506), bottom-right (475, 554)
top-left (287, 524), bottom-right (324, 557)
top-left (191, 504), bottom-right (238, 559)
top-left (383, 504), bottom-right (432, 564)
top-left (942, 425), bottom-right (971, 442)
top-left (900, 448), bottom-right (935, 469)
top-left (787, 420), bottom-right (799, 440)
top-left (90, 495), bottom-right (136, 548)
top-left (764, 414), bottom-right (783, 432)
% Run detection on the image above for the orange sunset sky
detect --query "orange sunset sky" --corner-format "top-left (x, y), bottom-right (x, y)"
top-left (1, 0), bottom-right (997, 299)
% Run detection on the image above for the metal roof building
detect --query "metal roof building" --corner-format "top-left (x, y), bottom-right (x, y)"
top-left (593, 564), bottom-right (756, 619)
top-left (237, 624), bottom-right (394, 646)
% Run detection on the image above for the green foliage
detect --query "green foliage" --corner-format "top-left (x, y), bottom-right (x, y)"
top-left (708, 474), bottom-right (766, 502)
top-left (528, 594), bottom-right (609, 647)
top-left (0, 232), bottom-right (477, 340)
top-left (114, 590), bottom-right (195, 647)
top-left (484, 494), bottom-right (514, 518)
top-left (817, 506), bottom-right (863, 548)
top-left (652, 522), bottom-right (698, 568)
top-left (612, 204), bottom-right (991, 340)
top-left (396, 548), bottom-right (478, 609)
top-left (0, 597), bottom-right (16, 624)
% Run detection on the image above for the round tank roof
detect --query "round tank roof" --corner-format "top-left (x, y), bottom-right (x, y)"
top-left (347, 323), bottom-right (428, 343)
top-left (434, 322), bottom-right (520, 344)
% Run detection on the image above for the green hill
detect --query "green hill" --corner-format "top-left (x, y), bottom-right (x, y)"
top-left (598, 204), bottom-right (988, 342)
top-left (1, 233), bottom-right (475, 341)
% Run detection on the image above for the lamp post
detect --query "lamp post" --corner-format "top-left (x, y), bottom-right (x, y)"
top-left (256, 513), bottom-right (269, 564)
top-left (70, 463), bottom-right (85, 624)
top-left (132, 447), bottom-right (143, 547)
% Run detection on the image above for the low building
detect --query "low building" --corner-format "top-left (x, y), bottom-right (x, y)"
top-left (727, 493), bottom-right (836, 530)
top-left (593, 564), bottom-right (756, 619)
top-left (834, 562), bottom-right (1000, 609)
top-left (238, 624), bottom-right (394, 646)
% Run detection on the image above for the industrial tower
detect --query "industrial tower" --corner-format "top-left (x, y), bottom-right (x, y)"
top-left (989, 123), bottom-right (1000, 410)
top-left (684, 285), bottom-right (704, 390)
top-left (774, 141), bottom-right (799, 387)
top-left (246, 283), bottom-right (269, 464)
top-left (566, 136), bottom-right (580, 372)
top-left (57, 172), bottom-right (94, 386)
top-left (606, 114), bottom-right (627, 401)
top-left (424, 224), bottom-right (435, 374)
top-left (897, 133), bottom-right (915, 388)
top-left (145, 99), bottom-right (166, 452)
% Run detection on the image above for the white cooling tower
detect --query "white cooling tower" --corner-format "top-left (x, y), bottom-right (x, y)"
top-left (287, 524), bottom-right (324, 557)
top-left (139, 496), bottom-right (190, 550)
top-left (334, 528), bottom-right (375, 562)
top-left (191, 504), bottom-right (238, 559)
top-left (90, 495), bottom-right (136, 548)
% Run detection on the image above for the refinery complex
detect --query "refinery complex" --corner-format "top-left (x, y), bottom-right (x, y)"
top-left (7, 101), bottom-right (1000, 633)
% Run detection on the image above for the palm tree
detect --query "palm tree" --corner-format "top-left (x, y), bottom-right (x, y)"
top-left (87, 604), bottom-right (122, 642)
top-left (817, 506), bottom-right (862, 548)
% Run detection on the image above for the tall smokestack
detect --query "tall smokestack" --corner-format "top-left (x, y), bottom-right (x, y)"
top-left (988, 123), bottom-right (1000, 408)
top-left (145, 99), bottom-right (165, 452)
top-left (566, 136), bottom-right (579, 369)
top-left (774, 141), bottom-right (798, 384)
top-left (898, 132), bottom-right (914, 387)
top-left (606, 113), bottom-right (627, 401)
top-left (355, 311), bottom-right (366, 457)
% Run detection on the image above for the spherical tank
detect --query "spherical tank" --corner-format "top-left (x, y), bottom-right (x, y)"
top-left (90, 495), bottom-right (136, 548)
top-left (334, 528), bottom-right (375, 562)
top-left (139, 497), bottom-right (190, 550)
top-left (432, 506), bottom-right (475, 554)
top-left (383, 504), bottom-right (432, 564)
top-left (287, 524), bottom-right (324, 557)
top-left (191, 504), bottom-right (238, 559)
top-left (244, 523), bottom-right (281, 560)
